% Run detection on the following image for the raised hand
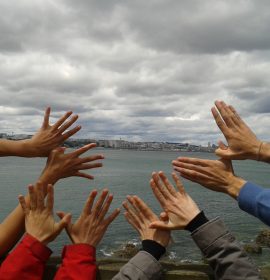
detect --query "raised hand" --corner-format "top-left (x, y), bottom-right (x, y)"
top-left (39, 143), bottom-right (104, 185)
top-left (27, 107), bottom-right (81, 157)
top-left (172, 157), bottom-right (246, 199)
top-left (212, 101), bottom-right (261, 160)
top-left (149, 172), bottom-right (200, 230)
top-left (123, 195), bottom-right (171, 247)
top-left (57, 189), bottom-right (120, 247)
top-left (18, 182), bottom-right (71, 245)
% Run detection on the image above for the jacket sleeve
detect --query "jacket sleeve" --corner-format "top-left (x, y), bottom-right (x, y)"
top-left (112, 251), bottom-right (163, 280)
top-left (0, 234), bottom-right (52, 280)
top-left (191, 217), bottom-right (263, 280)
top-left (238, 181), bottom-right (270, 226)
top-left (54, 244), bottom-right (97, 280)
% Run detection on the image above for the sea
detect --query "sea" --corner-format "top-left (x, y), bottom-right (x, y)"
top-left (0, 149), bottom-right (270, 265)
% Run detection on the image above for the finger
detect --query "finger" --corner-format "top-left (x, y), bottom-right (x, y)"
top-left (28, 184), bottom-right (37, 210)
top-left (215, 101), bottom-right (235, 128)
top-left (52, 111), bottom-right (73, 130)
top-left (152, 172), bottom-right (171, 199)
top-left (58, 114), bottom-right (79, 134)
top-left (175, 167), bottom-right (210, 183)
top-left (74, 172), bottom-right (94, 180)
top-left (18, 195), bottom-right (29, 215)
top-left (126, 196), bottom-right (145, 222)
top-left (211, 107), bottom-right (229, 136)
top-left (218, 140), bottom-right (228, 150)
top-left (174, 157), bottom-right (210, 167)
top-left (228, 105), bottom-right (244, 125)
top-left (55, 213), bottom-right (72, 235)
top-left (83, 190), bottom-right (98, 215)
top-left (122, 201), bottom-right (141, 225)
top-left (98, 194), bottom-right (114, 221)
top-left (149, 221), bottom-right (172, 230)
top-left (46, 184), bottom-right (54, 211)
top-left (36, 181), bottom-right (45, 210)
top-left (75, 162), bottom-right (103, 170)
top-left (79, 154), bottom-right (105, 164)
top-left (158, 171), bottom-right (177, 196)
top-left (42, 107), bottom-right (51, 128)
top-left (104, 208), bottom-right (120, 226)
top-left (133, 196), bottom-right (157, 221)
top-left (215, 147), bottom-right (235, 159)
top-left (61, 125), bottom-right (81, 141)
top-left (70, 143), bottom-right (97, 157)
top-left (92, 189), bottom-right (109, 215)
top-left (150, 179), bottom-right (167, 208)
top-left (172, 161), bottom-right (207, 174)
top-left (171, 172), bottom-right (185, 193)
top-left (124, 212), bottom-right (141, 232)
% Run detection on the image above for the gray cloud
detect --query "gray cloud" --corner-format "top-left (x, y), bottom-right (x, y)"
top-left (0, 0), bottom-right (270, 144)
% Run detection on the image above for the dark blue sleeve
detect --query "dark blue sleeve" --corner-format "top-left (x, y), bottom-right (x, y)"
top-left (238, 182), bottom-right (270, 226)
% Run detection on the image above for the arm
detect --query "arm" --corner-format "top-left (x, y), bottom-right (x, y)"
top-left (149, 172), bottom-right (262, 280)
top-left (0, 107), bottom-right (80, 157)
top-left (212, 100), bottom-right (270, 162)
top-left (0, 144), bottom-right (104, 257)
top-left (0, 234), bottom-right (52, 280)
top-left (0, 183), bottom-right (69, 280)
top-left (238, 182), bottom-right (270, 226)
top-left (54, 189), bottom-right (120, 280)
top-left (192, 218), bottom-right (262, 280)
top-left (113, 195), bottom-right (170, 280)
top-left (172, 157), bottom-right (270, 225)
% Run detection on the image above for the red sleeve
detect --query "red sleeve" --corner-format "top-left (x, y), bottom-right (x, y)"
top-left (54, 244), bottom-right (97, 280)
top-left (0, 234), bottom-right (52, 280)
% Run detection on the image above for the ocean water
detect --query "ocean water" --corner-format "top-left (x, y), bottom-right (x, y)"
top-left (0, 149), bottom-right (270, 265)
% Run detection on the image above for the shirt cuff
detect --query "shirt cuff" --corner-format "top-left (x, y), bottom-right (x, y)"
top-left (185, 211), bottom-right (209, 232)
top-left (22, 234), bottom-right (52, 262)
top-left (238, 182), bottom-right (263, 217)
top-left (62, 244), bottom-right (96, 262)
top-left (141, 240), bottom-right (166, 260)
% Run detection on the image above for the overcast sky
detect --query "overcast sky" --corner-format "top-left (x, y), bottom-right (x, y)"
top-left (0, 0), bottom-right (269, 144)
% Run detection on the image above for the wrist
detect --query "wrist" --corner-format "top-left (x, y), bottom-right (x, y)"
top-left (141, 240), bottom-right (166, 260)
top-left (258, 142), bottom-right (270, 163)
top-left (22, 139), bottom-right (39, 157)
top-left (227, 176), bottom-right (246, 199)
top-left (39, 168), bottom-right (58, 186)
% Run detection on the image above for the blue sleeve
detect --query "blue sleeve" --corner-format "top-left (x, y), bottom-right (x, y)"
top-left (238, 182), bottom-right (270, 226)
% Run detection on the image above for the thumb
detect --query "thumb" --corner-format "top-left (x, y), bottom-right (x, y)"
top-left (215, 147), bottom-right (233, 159)
top-left (159, 212), bottom-right (169, 222)
top-left (149, 221), bottom-right (171, 230)
top-left (218, 140), bottom-right (228, 150)
top-left (56, 213), bottom-right (72, 234)
top-left (56, 211), bottom-right (66, 219)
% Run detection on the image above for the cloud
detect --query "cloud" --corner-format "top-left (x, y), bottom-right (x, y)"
top-left (0, 0), bottom-right (269, 144)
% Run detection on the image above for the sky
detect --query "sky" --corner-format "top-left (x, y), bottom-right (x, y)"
top-left (0, 0), bottom-right (270, 144)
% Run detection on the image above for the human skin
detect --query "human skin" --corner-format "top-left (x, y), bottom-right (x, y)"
top-left (57, 189), bottom-right (120, 247)
top-left (149, 172), bottom-right (200, 230)
top-left (0, 107), bottom-right (81, 157)
top-left (0, 144), bottom-right (104, 256)
top-left (122, 195), bottom-right (171, 247)
top-left (18, 182), bottom-right (71, 245)
top-left (172, 157), bottom-right (246, 199)
top-left (212, 100), bottom-right (270, 162)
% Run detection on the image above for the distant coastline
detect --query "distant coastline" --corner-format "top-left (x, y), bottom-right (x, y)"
top-left (0, 133), bottom-right (217, 153)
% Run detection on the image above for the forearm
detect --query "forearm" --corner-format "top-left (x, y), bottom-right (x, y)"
top-left (0, 234), bottom-right (52, 280)
top-left (192, 218), bottom-right (262, 280)
top-left (0, 204), bottom-right (25, 256)
top-left (112, 251), bottom-right (163, 280)
top-left (0, 139), bottom-right (36, 157)
top-left (54, 244), bottom-right (97, 280)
